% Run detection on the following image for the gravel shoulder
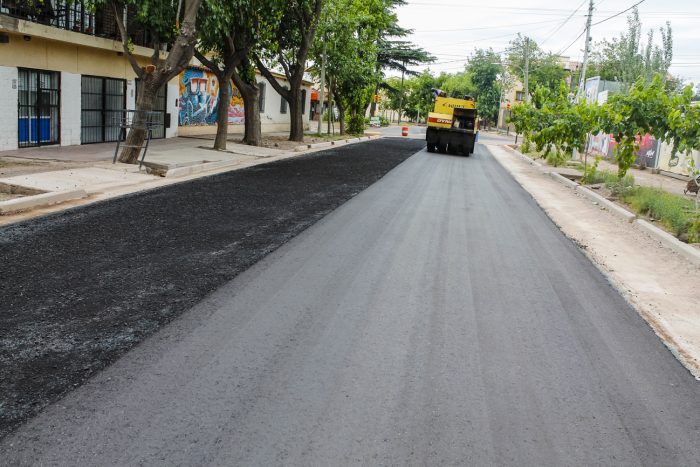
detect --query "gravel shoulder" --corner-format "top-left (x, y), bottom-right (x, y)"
top-left (488, 144), bottom-right (700, 378)
top-left (0, 137), bottom-right (425, 439)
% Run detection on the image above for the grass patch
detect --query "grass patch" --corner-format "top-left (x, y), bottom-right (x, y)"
top-left (583, 168), bottom-right (635, 189)
top-left (620, 186), bottom-right (700, 242)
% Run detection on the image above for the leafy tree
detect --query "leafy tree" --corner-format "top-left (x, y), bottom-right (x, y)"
top-left (587, 7), bottom-right (672, 87)
top-left (403, 71), bottom-right (442, 122)
top-left (314, 0), bottom-right (383, 134)
top-left (601, 74), bottom-right (671, 177)
top-left (109, 0), bottom-right (203, 163)
top-left (530, 54), bottom-right (569, 93)
top-left (255, 0), bottom-right (324, 142)
top-left (506, 34), bottom-right (570, 95)
top-left (195, 0), bottom-right (277, 148)
top-left (441, 70), bottom-right (475, 98)
top-left (369, 2), bottom-right (434, 117)
top-left (467, 49), bottom-right (502, 124)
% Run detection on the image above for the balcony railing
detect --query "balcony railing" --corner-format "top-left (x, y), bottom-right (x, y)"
top-left (0, 0), bottom-right (153, 47)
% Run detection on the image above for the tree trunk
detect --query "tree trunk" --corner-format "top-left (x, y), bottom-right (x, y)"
top-left (115, 0), bottom-right (202, 164)
top-left (288, 87), bottom-right (304, 142)
top-left (214, 73), bottom-right (233, 150)
top-left (119, 75), bottom-right (157, 164)
top-left (369, 81), bottom-right (380, 117)
top-left (240, 84), bottom-right (261, 146)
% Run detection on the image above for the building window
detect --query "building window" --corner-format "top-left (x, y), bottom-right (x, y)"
top-left (280, 86), bottom-right (288, 114)
top-left (259, 82), bottom-right (266, 112)
top-left (18, 68), bottom-right (60, 148)
top-left (301, 89), bottom-right (306, 114)
top-left (515, 91), bottom-right (525, 101)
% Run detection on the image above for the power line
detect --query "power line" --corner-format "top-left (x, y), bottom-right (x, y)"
top-left (593, 0), bottom-right (646, 26)
top-left (413, 18), bottom-right (565, 33)
top-left (555, 27), bottom-right (587, 56)
top-left (539, 0), bottom-right (588, 47)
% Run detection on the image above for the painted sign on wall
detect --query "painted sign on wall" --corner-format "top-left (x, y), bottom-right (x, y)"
top-left (178, 68), bottom-right (245, 126)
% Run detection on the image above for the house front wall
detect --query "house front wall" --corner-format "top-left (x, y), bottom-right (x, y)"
top-left (176, 66), bottom-right (312, 137)
top-left (0, 29), bottom-right (178, 150)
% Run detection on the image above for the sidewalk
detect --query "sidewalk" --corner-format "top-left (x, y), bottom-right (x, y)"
top-left (0, 133), bottom-right (380, 224)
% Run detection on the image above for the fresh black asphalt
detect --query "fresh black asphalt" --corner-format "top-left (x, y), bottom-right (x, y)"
top-left (0, 137), bottom-right (425, 439)
top-left (2, 137), bottom-right (700, 465)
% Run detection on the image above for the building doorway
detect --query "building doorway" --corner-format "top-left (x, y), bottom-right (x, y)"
top-left (81, 76), bottom-right (127, 144)
top-left (18, 68), bottom-right (60, 148)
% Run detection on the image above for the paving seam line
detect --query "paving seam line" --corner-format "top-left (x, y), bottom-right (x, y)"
top-left (491, 144), bottom-right (700, 379)
top-left (0, 189), bottom-right (87, 214)
top-left (0, 135), bottom-right (386, 224)
top-left (293, 135), bottom-right (379, 152)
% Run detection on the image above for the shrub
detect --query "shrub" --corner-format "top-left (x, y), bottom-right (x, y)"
top-left (620, 186), bottom-right (698, 237)
top-left (348, 114), bottom-right (366, 135)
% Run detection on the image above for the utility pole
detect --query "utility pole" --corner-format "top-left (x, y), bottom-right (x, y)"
top-left (524, 36), bottom-right (530, 103)
top-left (317, 40), bottom-right (326, 136)
top-left (578, 0), bottom-right (594, 101)
top-left (398, 60), bottom-right (406, 124)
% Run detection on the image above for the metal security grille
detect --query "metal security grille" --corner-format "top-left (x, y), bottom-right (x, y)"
top-left (135, 81), bottom-right (167, 139)
top-left (81, 76), bottom-right (126, 144)
top-left (18, 68), bottom-right (60, 148)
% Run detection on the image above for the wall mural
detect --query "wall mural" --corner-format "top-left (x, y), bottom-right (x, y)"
top-left (178, 68), bottom-right (245, 126)
top-left (586, 133), bottom-right (659, 168)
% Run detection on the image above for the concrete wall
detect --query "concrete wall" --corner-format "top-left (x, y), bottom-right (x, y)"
top-left (0, 66), bottom-right (18, 151)
top-left (60, 72), bottom-right (81, 146)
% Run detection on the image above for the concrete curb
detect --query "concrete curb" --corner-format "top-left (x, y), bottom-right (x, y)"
top-left (294, 135), bottom-right (378, 152)
top-left (636, 219), bottom-right (700, 266)
top-left (574, 185), bottom-right (637, 223)
top-left (503, 144), bottom-right (544, 167)
top-left (164, 160), bottom-right (240, 178)
top-left (0, 189), bottom-right (87, 214)
top-left (549, 171), bottom-right (579, 189)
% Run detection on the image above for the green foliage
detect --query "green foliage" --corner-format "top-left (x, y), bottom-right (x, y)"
top-left (313, 0), bottom-right (398, 122)
top-left (509, 83), bottom-right (604, 165)
top-left (468, 48), bottom-right (502, 123)
top-left (506, 35), bottom-right (571, 95)
top-left (582, 156), bottom-right (602, 184)
top-left (601, 74), bottom-right (671, 178)
top-left (348, 114), bottom-right (366, 134)
top-left (621, 186), bottom-right (699, 239)
top-left (587, 7), bottom-right (673, 87)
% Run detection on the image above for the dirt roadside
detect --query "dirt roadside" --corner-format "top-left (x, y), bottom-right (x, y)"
top-left (487, 144), bottom-right (700, 379)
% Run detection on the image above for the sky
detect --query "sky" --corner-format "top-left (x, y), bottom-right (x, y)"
top-left (393, 0), bottom-right (700, 84)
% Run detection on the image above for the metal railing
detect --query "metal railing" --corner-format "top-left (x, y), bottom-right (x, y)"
top-left (112, 110), bottom-right (164, 169)
top-left (0, 0), bottom-right (152, 47)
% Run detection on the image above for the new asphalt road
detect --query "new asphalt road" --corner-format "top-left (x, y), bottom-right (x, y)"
top-left (2, 138), bottom-right (700, 465)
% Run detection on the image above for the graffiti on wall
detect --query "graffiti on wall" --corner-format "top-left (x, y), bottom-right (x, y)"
top-left (178, 68), bottom-right (245, 126)
top-left (657, 142), bottom-right (700, 176)
top-left (586, 133), bottom-right (659, 168)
